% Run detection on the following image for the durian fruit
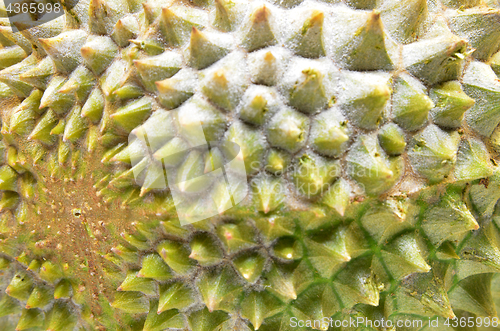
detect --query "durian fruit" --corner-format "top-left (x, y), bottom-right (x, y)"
top-left (1, 0), bottom-right (500, 330)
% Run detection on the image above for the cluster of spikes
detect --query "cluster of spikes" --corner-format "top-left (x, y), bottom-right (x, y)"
top-left (0, 0), bottom-right (499, 330)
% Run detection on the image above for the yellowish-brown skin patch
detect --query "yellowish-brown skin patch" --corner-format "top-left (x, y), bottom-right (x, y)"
top-left (4, 133), bottom-right (157, 320)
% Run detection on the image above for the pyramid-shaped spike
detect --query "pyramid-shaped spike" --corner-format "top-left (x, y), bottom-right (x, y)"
top-left (448, 8), bottom-right (500, 61)
top-left (9, 89), bottom-right (42, 135)
top-left (310, 108), bottom-right (352, 157)
top-left (288, 68), bottom-right (328, 114)
top-left (39, 30), bottom-right (88, 74)
top-left (346, 135), bottom-right (402, 195)
top-left (198, 266), bottom-right (243, 312)
top-left (213, 0), bottom-right (244, 32)
top-left (340, 72), bottom-right (391, 129)
top-left (360, 198), bottom-right (410, 245)
top-left (100, 60), bottom-right (128, 98)
top-left (16, 308), bottom-right (44, 330)
top-left (429, 81), bottom-right (475, 128)
top-left (81, 36), bottom-right (119, 76)
top-left (111, 15), bottom-right (139, 47)
top-left (462, 61), bottom-right (500, 137)
top-left (29, 109), bottom-right (58, 145)
top-left (379, 0), bottom-right (429, 44)
top-left (156, 241), bottom-right (196, 275)
top-left (40, 76), bottom-right (75, 115)
top-left (111, 97), bottom-right (152, 132)
top-left (403, 34), bottom-right (467, 85)
top-left (16, 16), bottom-right (64, 57)
top-left (158, 282), bottom-right (195, 313)
top-left (19, 56), bottom-right (55, 90)
top-left (186, 28), bottom-right (230, 70)
top-left (408, 124), bottom-right (460, 183)
top-left (393, 271), bottom-right (455, 319)
top-left (201, 59), bottom-right (248, 111)
top-left (287, 10), bottom-right (325, 59)
top-left (378, 123), bottom-right (406, 155)
top-left (392, 74), bottom-right (434, 131)
top-left (0, 46), bottom-right (26, 70)
top-left (422, 190), bottom-right (478, 246)
top-left (457, 224), bottom-right (500, 280)
top-left (63, 105), bottom-right (88, 143)
top-left (58, 65), bottom-right (95, 102)
top-left (252, 175), bottom-right (284, 214)
top-left (134, 51), bottom-right (182, 91)
top-left (159, 6), bottom-right (207, 46)
top-left (0, 26), bottom-right (32, 54)
top-left (117, 271), bottom-right (157, 295)
top-left (454, 137), bottom-right (494, 181)
top-left (449, 274), bottom-right (497, 317)
top-left (241, 5), bottom-right (276, 51)
top-left (89, 0), bottom-right (128, 35)
top-left (233, 251), bottom-right (266, 282)
top-left (266, 108), bottom-right (309, 154)
top-left (292, 283), bottom-right (339, 326)
top-left (81, 87), bottom-right (104, 123)
top-left (225, 122), bottom-right (266, 175)
top-left (333, 256), bottom-right (380, 308)
top-left (0, 55), bottom-right (36, 97)
top-left (240, 290), bottom-right (284, 330)
top-left (381, 233), bottom-right (430, 280)
top-left (304, 227), bottom-right (355, 278)
top-left (320, 178), bottom-right (351, 216)
top-left (189, 233), bottom-right (223, 266)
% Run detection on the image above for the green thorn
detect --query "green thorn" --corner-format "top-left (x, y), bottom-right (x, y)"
top-left (111, 97), bottom-right (152, 132)
top-left (134, 51), bottom-right (182, 91)
top-left (111, 291), bottom-right (149, 314)
top-left (311, 107), bottom-right (352, 157)
top-left (138, 253), bottom-right (173, 281)
top-left (156, 240), bottom-right (196, 275)
top-left (58, 65), bottom-right (95, 102)
top-left (266, 108), bottom-right (309, 153)
top-left (392, 74), bottom-right (434, 131)
top-left (19, 56), bottom-right (55, 90)
top-left (39, 30), bottom-right (87, 73)
top-left (6, 272), bottom-right (34, 300)
top-left (26, 285), bottom-right (53, 309)
top-left (320, 178), bottom-right (351, 216)
top-left (382, 233), bottom-right (431, 280)
top-left (408, 124), bottom-right (460, 183)
top-left (156, 69), bottom-right (197, 109)
top-left (378, 123), bottom-right (406, 156)
top-left (422, 190), bottom-right (478, 246)
top-left (198, 266), bottom-right (243, 312)
top-left (158, 282), bottom-right (195, 313)
top-left (112, 16), bottom-right (139, 47)
top-left (346, 135), bottom-right (402, 195)
top-left (448, 8), bottom-right (500, 60)
top-left (63, 105), bottom-right (88, 143)
top-left (16, 308), bottom-right (44, 330)
top-left (241, 5), bottom-right (276, 51)
top-left (252, 175), bottom-right (284, 214)
top-left (159, 6), bottom-right (207, 46)
top-left (40, 76), bottom-right (75, 115)
top-left (9, 89), bottom-right (42, 135)
top-left (429, 81), bottom-right (475, 128)
top-left (189, 233), bottom-right (223, 266)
